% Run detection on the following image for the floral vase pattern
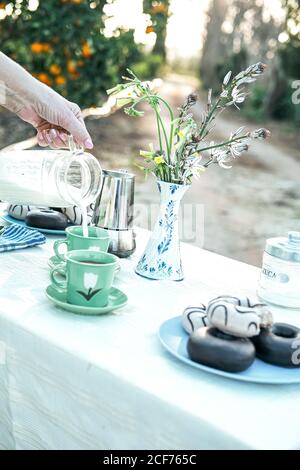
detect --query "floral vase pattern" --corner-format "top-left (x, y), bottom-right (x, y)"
top-left (135, 181), bottom-right (189, 281)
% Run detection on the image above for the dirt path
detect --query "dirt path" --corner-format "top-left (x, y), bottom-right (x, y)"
top-left (1, 74), bottom-right (299, 267)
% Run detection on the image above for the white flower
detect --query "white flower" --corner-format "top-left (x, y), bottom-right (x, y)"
top-left (182, 157), bottom-right (205, 182)
top-left (223, 70), bottom-right (232, 86)
top-left (207, 88), bottom-right (212, 105)
top-left (230, 142), bottom-right (249, 156)
top-left (83, 272), bottom-right (98, 290)
top-left (216, 149), bottom-right (232, 169)
top-left (250, 128), bottom-right (271, 140)
top-left (210, 141), bottom-right (248, 169)
top-left (220, 89), bottom-right (229, 98)
top-left (234, 62), bottom-right (266, 81)
top-left (236, 76), bottom-right (256, 87)
top-left (231, 126), bottom-right (246, 138)
top-left (226, 86), bottom-right (247, 107)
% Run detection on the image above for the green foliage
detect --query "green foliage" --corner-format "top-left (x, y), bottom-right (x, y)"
top-left (241, 84), bottom-right (266, 122)
top-left (132, 53), bottom-right (163, 79)
top-left (0, 0), bottom-right (142, 107)
top-left (216, 49), bottom-right (248, 91)
top-left (280, 43), bottom-right (300, 80)
top-left (269, 79), bottom-right (300, 124)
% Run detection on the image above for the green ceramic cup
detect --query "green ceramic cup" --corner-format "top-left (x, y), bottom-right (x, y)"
top-left (50, 249), bottom-right (119, 307)
top-left (54, 226), bottom-right (110, 262)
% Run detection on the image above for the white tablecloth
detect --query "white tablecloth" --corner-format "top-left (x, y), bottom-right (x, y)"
top-left (1, 219), bottom-right (300, 450)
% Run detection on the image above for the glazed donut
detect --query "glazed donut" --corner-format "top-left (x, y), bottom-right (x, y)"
top-left (252, 322), bottom-right (300, 368)
top-left (187, 327), bottom-right (256, 373)
top-left (212, 294), bottom-right (262, 308)
top-left (207, 299), bottom-right (261, 338)
top-left (25, 209), bottom-right (69, 230)
top-left (181, 304), bottom-right (208, 334)
top-left (8, 204), bottom-right (49, 221)
top-left (62, 203), bottom-right (94, 225)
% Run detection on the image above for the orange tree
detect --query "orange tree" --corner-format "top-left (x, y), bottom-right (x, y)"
top-left (143, 0), bottom-right (170, 60)
top-left (0, 0), bottom-right (142, 107)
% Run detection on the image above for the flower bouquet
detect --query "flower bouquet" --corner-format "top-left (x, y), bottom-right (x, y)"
top-left (108, 63), bottom-right (270, 280)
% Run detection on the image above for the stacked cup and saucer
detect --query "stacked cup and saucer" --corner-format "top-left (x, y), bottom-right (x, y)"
top-left (46, 226), bottom-right (127, 315)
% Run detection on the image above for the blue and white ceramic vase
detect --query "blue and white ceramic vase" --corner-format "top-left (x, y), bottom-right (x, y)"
top-left (135, 181), bottom-right (189, 281)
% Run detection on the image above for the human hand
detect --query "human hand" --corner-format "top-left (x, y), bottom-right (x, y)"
top-left (0, 51), bottom-right (93, 149)
top-left (17, 90), bottom-right (93, 149)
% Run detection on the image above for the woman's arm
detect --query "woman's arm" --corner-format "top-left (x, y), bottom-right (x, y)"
top-left (0, 52), bottom-right (93, 149)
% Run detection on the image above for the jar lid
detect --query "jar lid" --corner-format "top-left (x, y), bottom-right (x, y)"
top-left (265, 231), bottom-right (300, 262)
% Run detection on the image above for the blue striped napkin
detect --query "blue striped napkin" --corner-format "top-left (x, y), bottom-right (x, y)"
top-left (0, 224), bottom-right (46, 252)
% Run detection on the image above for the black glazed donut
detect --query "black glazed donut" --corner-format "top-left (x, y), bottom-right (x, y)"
top-left (252, 322), bottom-right (300, 368)
top-left (25, 209), bottom-right (69, 230)
top-left (187, 327), bottom-right (256, 373)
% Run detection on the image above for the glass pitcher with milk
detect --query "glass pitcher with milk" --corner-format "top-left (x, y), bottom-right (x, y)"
top-left (0, 137), bottom-right (102, 208)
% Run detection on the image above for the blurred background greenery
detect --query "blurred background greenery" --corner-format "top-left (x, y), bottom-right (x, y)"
top-left (0, 0), bottom-right (299, 124)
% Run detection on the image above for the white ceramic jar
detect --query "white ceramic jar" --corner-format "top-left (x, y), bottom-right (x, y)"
top-left (258, 231), bottom-right (300, 308)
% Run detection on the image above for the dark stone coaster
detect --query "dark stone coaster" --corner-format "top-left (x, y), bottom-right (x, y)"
top-left (25, 209), bottom-right (69, 230)
top-left (252, 323), bottom-right (300, 368)
top-left (187, 327), bottom-right (256, 373)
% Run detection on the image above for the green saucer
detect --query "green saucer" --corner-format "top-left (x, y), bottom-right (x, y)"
top-left (46, 284), bottom-right (128, 315)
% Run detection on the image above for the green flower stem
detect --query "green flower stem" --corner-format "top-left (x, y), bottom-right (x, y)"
top-left (151, 95), bottom-right (175, 157)
top-left (155, 108), bottom-right (163, 154)
top-left (199, 98), bottom-right (220, 139)
top-left (128, 94), bottom-right (171, 161)
top-left (199, 134), bottom-right (249, 153)
top-left (156, 113), bottom-right (171, 160)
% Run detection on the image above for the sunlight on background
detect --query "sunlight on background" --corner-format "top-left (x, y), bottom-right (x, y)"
top-left (103, 0), bottom-right (285, 61)
top-left (166, 0), bottom-right (209, 60)
top-left (264, 0), bottom-right (285, 23)
top-left (104, 0), bottom-right (208, 59)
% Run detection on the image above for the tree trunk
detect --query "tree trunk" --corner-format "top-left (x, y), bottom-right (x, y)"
top-left (200, 0), bottom-right (229, 90)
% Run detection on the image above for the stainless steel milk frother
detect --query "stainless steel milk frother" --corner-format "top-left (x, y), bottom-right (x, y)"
top-left (92, 169), bottom-right (136, 258)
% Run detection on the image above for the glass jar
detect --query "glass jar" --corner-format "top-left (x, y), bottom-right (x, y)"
top-left (258, 231), bottom-right (300, 308)
top-left (0, 145), bottom-right (102, 207)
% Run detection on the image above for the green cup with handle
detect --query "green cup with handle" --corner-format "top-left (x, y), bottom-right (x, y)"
top-left (54, 226), bottom-right (110, 262)
top-left (50, 249), bottom-right (119, 307)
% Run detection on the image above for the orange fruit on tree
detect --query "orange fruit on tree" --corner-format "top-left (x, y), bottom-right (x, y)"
top-left (31, 43), bottom-right (44, 53)
top-left (37, 73), bottom-right (52, 86)
top-left (67, 60), bottom-right (77, 73)
top-left (145, 25), bottom-right (155, 34)
top-left (55, 76), bottom-right (66, 85)
top-left (151, 4), bottom-right (168, 14)
top-left (82, 42), bottom-right (93, 58)
top-left (42, 44), bottom-right (51, 52)
top-left (49, 64), bottom-right (61, 75)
